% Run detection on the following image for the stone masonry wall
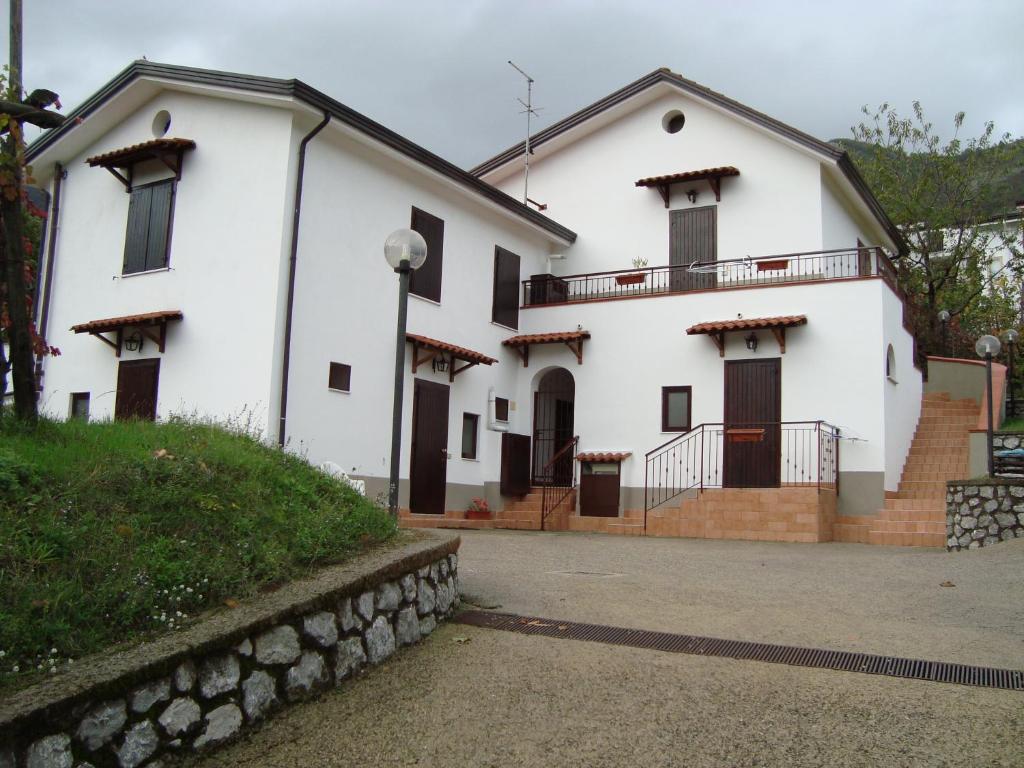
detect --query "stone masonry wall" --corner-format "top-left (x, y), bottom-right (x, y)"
top-left (992, 432), bottom-right (1024, 451)
top-left (946, 481), bottom-right (1024, 551)
top-left (0, 534), bottom-right (459, 768)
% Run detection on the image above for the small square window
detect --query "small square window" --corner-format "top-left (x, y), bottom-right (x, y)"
top-left (328, 362), bottom-right (351, 392)
top-left (462, 413), bottom-right (479, 459)
top-left (494, 397), bottom-right (509, 422)
top-left (661, 386), bottom-right (692, 432)
top-left (70, 392), bottom-right (91, 421)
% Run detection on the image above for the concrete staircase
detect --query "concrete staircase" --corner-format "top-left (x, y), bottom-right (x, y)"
top-left (841, 392), bottom-right (977, 547)
top-left (495, 487), bottom-right (575, 531)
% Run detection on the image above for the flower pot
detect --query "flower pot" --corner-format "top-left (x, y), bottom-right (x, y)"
top-left (465, 509), bottom-right (491, 520)
top-left (615, 273), bottom-right (646, 286)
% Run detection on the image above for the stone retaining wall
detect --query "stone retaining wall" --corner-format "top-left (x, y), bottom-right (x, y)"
top-left (946, 481), bottom-right (1024, 551)
top-left (993, 432), bottom-right (1024, 451)
top-left (0, 532), bottom-right (459, 768)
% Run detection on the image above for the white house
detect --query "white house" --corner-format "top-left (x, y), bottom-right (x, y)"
top-left (28, 62), bottom-right (947, 545)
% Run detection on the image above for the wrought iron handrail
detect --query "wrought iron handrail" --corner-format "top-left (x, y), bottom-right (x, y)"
top-left (643, 421), bottom-right (840, 526)
top-left (523, 247), bottom-right (894, 307)
top-left (540, 435), bottom-right (579, 531)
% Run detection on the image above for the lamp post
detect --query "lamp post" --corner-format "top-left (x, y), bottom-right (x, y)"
top-left (384, 229), bottom-right (428, 517)
top-left (1003, 329), bottom-right (1019, 418)
top-left (938, 309), bottom-right (950, 356)
top-left (975, 334), bottom-right (1001, 477)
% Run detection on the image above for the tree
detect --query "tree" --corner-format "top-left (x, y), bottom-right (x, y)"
top-left (849, 103), bottom-right (1023, 353)
top-left (0, 0), bottom-right (64, 420)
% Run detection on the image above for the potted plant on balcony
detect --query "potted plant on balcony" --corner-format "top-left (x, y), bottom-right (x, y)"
top-left (616, 257), bottom-right (648, 286)
top-left (465, 497), bottom-right (492, 520)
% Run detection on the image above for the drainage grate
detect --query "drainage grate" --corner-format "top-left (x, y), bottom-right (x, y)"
top-left (455, 611), bottom-right (1024, 692)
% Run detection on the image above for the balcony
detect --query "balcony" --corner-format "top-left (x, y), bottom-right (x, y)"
top-left (523, 247), bottom-right (900, 307)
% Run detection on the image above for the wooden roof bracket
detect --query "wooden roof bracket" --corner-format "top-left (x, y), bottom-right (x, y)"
top-left (89, 329), bottom-right (122, 356)
top-left (709, 331), bottom-right (725, 357)
top-left (770, 326), bottom-right (787, 354)
top-left (656, 183), bottom-right (670, 208)
top-left (411, 341), bottom-right (437, 374)
top-left (565, 339), bottom-right (584, 365)
top-left (512, 344), bottom-right (529, 368)
top-left (158, 148), bottom-right (187, 181)
top-left (449, 360), bottom-right (478, 382)
top-left (105, 165), bottom-right (133, 192)
top-left (708, 176), bottom-right (722, 202)
top-left (139, 322), bottom-right (168, 353)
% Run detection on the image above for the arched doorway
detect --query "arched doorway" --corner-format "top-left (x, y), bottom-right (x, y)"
top-left (532, 368), bottom-right (575, 486)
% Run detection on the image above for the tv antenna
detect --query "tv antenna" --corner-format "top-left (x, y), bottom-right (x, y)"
top-left (508, 60), bottom-right (542, 205)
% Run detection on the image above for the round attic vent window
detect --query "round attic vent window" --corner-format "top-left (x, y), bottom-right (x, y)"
top-left (662, 110), bottom-right (685, 134)
top-left (152, 110), bottom-right (172, 138)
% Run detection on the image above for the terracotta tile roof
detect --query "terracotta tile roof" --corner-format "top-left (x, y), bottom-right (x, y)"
top-left (406, 333), bottom-right (497, 365)
top-left (502, 330), bottom-right (591, 346)
top-left (85, 138), bottom-right (196, 168)
top-left (635, 166), bottom-right (740, 187)
top-left (71, 309), bottom-right (183, 334)
top-left (686, 315), bottom-right (807, 335)
top-left (576, 451), bottom-right (632, 462)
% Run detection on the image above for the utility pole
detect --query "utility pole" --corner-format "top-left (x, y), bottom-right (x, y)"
top-left (0, 0), bottom-right (64, 419)
top-left (1, 0), bottom-right (37, 419)
top-left (508, 60), bottom-right (541, 206)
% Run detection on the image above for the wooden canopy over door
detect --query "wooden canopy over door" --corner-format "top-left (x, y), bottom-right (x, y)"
top-left (723, 358), bottom-right (781, 488)
top-left (409, 379), bottom-right (450, 515)
top-left (115, 359), bottom-right (160, 420)
top-left (669, 206), bottom-right (717, 291)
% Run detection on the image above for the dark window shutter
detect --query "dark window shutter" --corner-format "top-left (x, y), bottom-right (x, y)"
top-left (500, 432), bottom-right (531, 496)
top-left (123, 186), bottom-right (153, 274)
top-left (409, 207), bottom-right (444, 302)
top-left (145, 180), bottom-right (174, 270)
top-left (328, 362), bottom-right (352, 391)
top-left (492, 246), bottom-right (521, 329)
top-left (123, 179), bottom-right (175, 275)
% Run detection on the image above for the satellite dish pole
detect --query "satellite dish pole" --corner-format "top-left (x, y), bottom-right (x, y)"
top-left (508, 60), bottom-right (541, 205)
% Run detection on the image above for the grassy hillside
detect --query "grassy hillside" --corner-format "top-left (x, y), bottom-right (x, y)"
top-left (0, 417), bottom-right (396, 689)
top-left (832, 137), bottom-right (1024, 220)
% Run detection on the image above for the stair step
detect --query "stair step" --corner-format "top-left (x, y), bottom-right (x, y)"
top-left (867, 530), bottom-right (946, 547)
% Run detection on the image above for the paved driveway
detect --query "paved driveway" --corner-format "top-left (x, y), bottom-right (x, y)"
top-left (193, 532), bottom-right (1024, 768)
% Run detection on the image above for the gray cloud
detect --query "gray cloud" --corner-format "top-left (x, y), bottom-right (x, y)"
top-left (10, 0), bottom-right (1023, 166)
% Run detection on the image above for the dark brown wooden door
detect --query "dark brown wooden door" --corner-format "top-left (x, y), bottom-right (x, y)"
top-left (115, 359), bottom-right (160, 420)
top-left (580, 467), bottom-right (620, 517)
top-left (409, 379), bottom-right (450, 515)
top-left (723, 358), bottom-right (781, 488)
top-left (669, 206), bottom-right (717, 291)
top-left (500, 433), bottom-right (532, 496)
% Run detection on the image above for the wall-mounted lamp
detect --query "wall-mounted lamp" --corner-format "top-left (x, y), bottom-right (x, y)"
top-left (432, 355), bottom-right (449, 374)
top-left (687, 189), bottom-right (698, 204)
top-left (745, 332), bottom-right (759, 352)
top-left (124, 331), bottom-right (143, 352)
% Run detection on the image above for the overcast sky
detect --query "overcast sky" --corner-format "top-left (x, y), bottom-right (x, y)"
top-left (8, 0), bottom-right (1023, 167)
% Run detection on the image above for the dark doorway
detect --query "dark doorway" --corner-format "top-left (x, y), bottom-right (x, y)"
top-left (532, 368), bottom-right (575, 486)
top-left (723, 358), bottom-right (781, 488)
top-left (115, 359), bottom-right (160, 420)
top-left (410, 379), bottom-right (450, 515)
top-left (669, 206), bottom-right (717, 291)
top-left (500, 433), bottom-right (532, 496)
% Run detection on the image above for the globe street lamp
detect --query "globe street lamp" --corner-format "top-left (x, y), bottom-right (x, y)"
top-left (1003, 329), bottom-right (1019, 418)
top-left (937, 309), bottom-right (951, 356)
top-left (384, 229), bottom-right (428, 517)
top-left (975, 334), bottom-right (1001, 477)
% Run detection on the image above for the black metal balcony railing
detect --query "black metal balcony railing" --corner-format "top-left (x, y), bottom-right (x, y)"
top-left (524, 247), bottom-right (894, 307)
top-left (643, 421), bottom-right (840, 517)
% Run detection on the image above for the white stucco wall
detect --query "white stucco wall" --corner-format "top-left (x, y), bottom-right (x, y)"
top-left (514, 278), bottom-right (905, 490)
top-left (37, 91), bottom-right (296, 432)
top-left (282, 121), bottom-right (558, 494)
top-left (881, 286), bottom-right (924, 489)
top-left (489, 90), bottom-right (828, 274)
top-left (820, 170), bottom-right (878, 250)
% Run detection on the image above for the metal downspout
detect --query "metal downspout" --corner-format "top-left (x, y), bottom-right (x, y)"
top-left (277, 111), bottom-right (330, 446)
top-left (35, 163), bottom-right (64, 380)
